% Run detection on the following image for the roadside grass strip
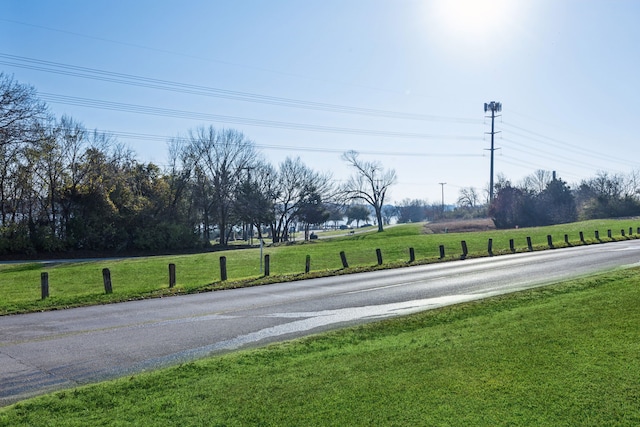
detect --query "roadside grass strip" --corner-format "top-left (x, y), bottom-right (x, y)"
top-left (2, 268), bottom-right (639, 426)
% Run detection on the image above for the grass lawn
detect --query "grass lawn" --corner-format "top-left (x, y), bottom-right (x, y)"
top-left (1, 218), bottom-right (639, 315)
top-left (1, 267), bottom-right (639, 426)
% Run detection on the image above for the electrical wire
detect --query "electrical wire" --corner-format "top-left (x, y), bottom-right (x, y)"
top-left (0, 53), bottom-right (481, 124)
top-left (39, 92), bottom-right (481, 141)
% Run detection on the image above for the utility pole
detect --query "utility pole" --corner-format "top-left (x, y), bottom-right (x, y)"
top-left (439, 182), bottom-right (446, 217)
top-left (484, 101), bottom-right (502, 203)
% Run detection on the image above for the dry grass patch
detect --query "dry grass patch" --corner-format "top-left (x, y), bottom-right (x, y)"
top-left (424, 218), bottom-right (496, 234)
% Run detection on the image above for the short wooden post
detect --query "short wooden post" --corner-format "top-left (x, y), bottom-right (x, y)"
top-left (487, 238), bottom-right (493, 256)
top-left (340, 251), bottom-right (349, 268)
top-left (547, 235), bottom-right (554, 249)
top-left (220, 256), bottom-right (228, 281)
top-left (102, 268), bottom-right (113, 294)
top-left (168, 263), bottom-right (176, 288)
top-left (376, 248), bottom-right (383, 266)
top-left (607, 229), bottom-right (612, 239)
top-left (630, 227), bottom-right (633, 236)
top-left (460, 241), bottom-right (468, 260)
top-left (509, 239), bottom-right (515, 253)
top-left (305, 255), bottom-right (311, 274)
top-left (41, 272), bottom-right (49, 300)
top-left (595, 230), bottom-right (600, 241)
top-left (264, 254), bottom-right (270, 276)
top-left (527, 236), bottom-right (533, 252)
top-left (579, 231), bottom-right (585, 243)
top-left (439, 245), bottom-right (445, 259)
top-left (409, 247), bottom-right (415, 263)
top-left (621, 229), bottom-right (626, 237)
top-left (564, 234), bottom-right (570, 245)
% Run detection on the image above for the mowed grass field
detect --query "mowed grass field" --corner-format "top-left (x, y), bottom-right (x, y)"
top-left (1, 267), bottom-right (639, 425)
top-left (1, 218), bottom-right (639, 315)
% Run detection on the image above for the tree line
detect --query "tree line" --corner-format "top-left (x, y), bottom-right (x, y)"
top-left (0, 73), bottom-right (397, 255)
top-left (391, 169), bottom-right (640, 229)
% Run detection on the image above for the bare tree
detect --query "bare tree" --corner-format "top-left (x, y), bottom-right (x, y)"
top-left (0, 74), bottom-right (48, 227)
top-left (270, 157), bottom-right (333, 242)
top-left (187, 126), bottom-right (258, 245)
top-left (341, 150), bottom-right (396, 232)
top-left (457, 187), bottom-right (480, 209)
top-left (0, 73), bottom-right (48, 148)
top-left (522, 169), bottom-right (553, 194)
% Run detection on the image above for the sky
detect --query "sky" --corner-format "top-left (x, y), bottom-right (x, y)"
top-left (2, 0), bottom-right (639, 205)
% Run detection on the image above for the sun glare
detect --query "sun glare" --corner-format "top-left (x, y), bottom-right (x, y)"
top-left (426, 0), bottom-right (521, 55)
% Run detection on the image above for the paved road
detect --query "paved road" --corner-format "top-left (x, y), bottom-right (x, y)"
top-left (2, 240), bottom-right (640, 406)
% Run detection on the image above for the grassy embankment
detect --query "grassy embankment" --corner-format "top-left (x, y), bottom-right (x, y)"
top-left (1, 266), bottom-right (639, 425)
top-left (1, 218), bottom-right (638, 315)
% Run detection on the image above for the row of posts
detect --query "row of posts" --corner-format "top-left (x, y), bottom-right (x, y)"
top-left (39, 228), bottom-right (639, 300)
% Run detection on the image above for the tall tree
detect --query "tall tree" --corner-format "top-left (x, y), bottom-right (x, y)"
top-left (522, 169), bottom-right (553, 194)
top-left (270, 157), bottom-right (333, 243)
top-left (234, 162), bottom-right (275, 242)
top-left (341, 150), bottom-right (396, 232)
top-left (0, 73), bottom-right (48, 149)
top-left (186, 126), bottom-right (258, 245)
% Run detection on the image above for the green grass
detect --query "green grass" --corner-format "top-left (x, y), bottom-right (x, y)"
top-left (1, 218), bottom-right (639, 315)
top-left (2, 267), bottom-right (639, 426)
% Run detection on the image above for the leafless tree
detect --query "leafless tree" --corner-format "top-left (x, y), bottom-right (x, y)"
top-left (522, 169), bottom-right (553, 194)
top-left (457, 187), bottom-right (480, 209)
top-left (270, 156), bottom-right (333, 242)
top-left (341, 150), bottom-right (397, 232)
top-left (0, 73), bottom-right (48, 148)
top-left (186, 126), bottom-right (258, 245)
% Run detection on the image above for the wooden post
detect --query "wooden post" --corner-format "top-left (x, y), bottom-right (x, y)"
top-left (376, 248), bottom-right (383, 266)
top-left (630, 227), bottom-right (633, 236)
top-left (305, 255), bottom-right (311, 274)
top-left (579, 231), bottom-right (585, 243)
top-left (547, 235), bottom-right (554, 249)
top-left (460, 241), bottom-right (468, 260)
top-left (621, 229), bottom-right (626, 237)
top-left (220, 256), bottom-right (228, 281)
top-left (527, 237), bottom-right (533, 252)
top-left (41, 272), bottom-right (49, 300)
top-left (595, 230), bottom-right (600, 241)
top-left (487, 238), bottom-right (493, 256)
top-left (340, 251), bottom-right (349, 269)
top-left (564, 234), bottom-right (570, 245)
top-left (409, 247), bottom-right (415, 263)
top-left (607, 229), bottom-right (612, 239)
top-left (264, 254), bottom-right (270, 276)
top-left (168, 263), bottom-right (176, 288)
top-left (102, 268), bottom-right (113, 294)
top-left (439, 245), bottom-right (445, 259)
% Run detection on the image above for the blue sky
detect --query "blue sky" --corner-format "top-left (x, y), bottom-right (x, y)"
top-left (2, 0), bottom-right (638, 204)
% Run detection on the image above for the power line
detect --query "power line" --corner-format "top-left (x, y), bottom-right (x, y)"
top-left (39, 92), bottom-right (481, 141)
top-left (501, 121), bottom-right (635, 168)
top-left (0, 53), bottom-right (481, 124)
top-left (31, 125), bottom-right (484, 159)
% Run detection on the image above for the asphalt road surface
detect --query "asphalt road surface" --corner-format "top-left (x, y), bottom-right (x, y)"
top-left (2, 240), bottom-right (640, 406)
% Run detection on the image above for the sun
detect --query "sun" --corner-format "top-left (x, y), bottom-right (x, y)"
top-left (425, 0), bottom-right (522, 54)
